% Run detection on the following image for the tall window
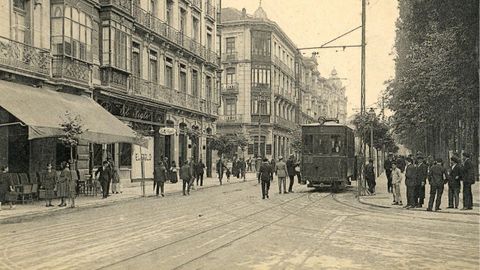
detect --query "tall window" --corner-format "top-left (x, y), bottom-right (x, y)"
top-left (226, 68), bottom-right (236, 84)
top-left (179, 64), bottom-right (187, 92)
top-left (166, 0), bottom-right (173, 25)
top-left (150, 0), bottom-right (157, 17)
top-left (132, 42), bottom-right (140, 77)
top-left (165, 57), bottom-right (173, 88)
top-left (51, 5), bottom-right (94, 62)
top-left (180, 9), bottom-right (186, 34)
top-left (251, 30), bottom-right (271, 57)
top-left (119, 143), bottom-right (132, 167)
top-left (225, 99), bottom-right (236, 116)
top-left (251, 98), bottom-right (270, 115)
top-left (205, 76), bottom-right (212, 100)
top-left (101, 21), bottom-right (130, 70)
top-left (251, 65), bottom-right (270, 87)
top-left (206, 30), bottom-right (212, 51)
top-left (149, 50), bottom-right (158, 83)
top-left (192, 17), bottom-right (199, 42)
top-left (12, 0), bottom-right (30, 44)
top-left (226, 37), bottom-right (235, 53)
top-left (192, 69), bottom-right (199, 97)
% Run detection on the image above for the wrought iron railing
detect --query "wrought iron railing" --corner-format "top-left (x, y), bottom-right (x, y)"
top-left (273, 85), bottom-right (296, 104)
top-left (206, 2), bottom-right (215, 20)
top-left (52, 56), bottom-right (90, 85)
top-left (100, 0), bottom-right (132, 15)
top-left (223, 51), bottom-right (237, 62)
top-left (221, 83), bottom-right (239, 94)
top-left (274, 116), bottom-right (298, 130)
top-left (0, 36), bottom-right (51, 77)
top-left (218, 114), bottom-right (244, 123)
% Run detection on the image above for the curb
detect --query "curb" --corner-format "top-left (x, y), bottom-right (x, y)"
top-left (357, 196), bottom-right (480, 216)
top-left (0, 178), bottom-right (256, 224)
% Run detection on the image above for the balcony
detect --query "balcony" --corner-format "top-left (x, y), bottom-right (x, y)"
top-left (100, 0), bottom-right (132, 15)
top-left (273, 56), bottom-right (294, 77)
top-left (273, 85), bottom-right (296, 104)
top-left (191, 0), bottom-right (202, 11)
top-left (274, 116), bottom-right (298, 131)
top-left (218, 114), bottom-right (244, 124)
top-left (205, 2), bottom-right (215, 21)
top-left (0, 36), bottom-right (51, 78)
top-left (251, 83), bottom-right (271, 93)
top-left (52, 56), bottom-right (90, 86)
top-left (221, 83), bottom-right (239, 94)
top-left (251, 53), bottom-right (271, 63)
top-left (251, 115), bottom-right (270, 124)
top-left (223, 51), bottom-right (237, 62)
top-left (100, 67), bottom-right (129, 92)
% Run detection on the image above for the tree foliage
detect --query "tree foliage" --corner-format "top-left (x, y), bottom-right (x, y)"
top-left (386, 0), bottom-right (479, 160)
top-left (59, 111), bottom-right (85, 163)
top-left (289, 129), bottom-right (302, 153)
top-left (208, 133), bottom-right (248, 158)
top-left (352, 113), bottom-right (398, 153)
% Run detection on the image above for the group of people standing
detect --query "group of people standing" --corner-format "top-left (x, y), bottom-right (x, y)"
top-left (216, 157), bottom-right (247, 185)
top-left (384, 152), bottom-right (475, 211)
top-left (257, 154), bottom-right (301, 199)
top-left (153, 157), bottom-right (206, 197)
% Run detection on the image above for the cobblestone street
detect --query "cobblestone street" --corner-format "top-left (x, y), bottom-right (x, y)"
top-left (1, 179), bottom-right (478, 270)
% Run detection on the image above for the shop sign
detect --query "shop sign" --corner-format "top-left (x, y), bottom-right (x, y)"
top-left (158, 127), bottom-right (176, 136)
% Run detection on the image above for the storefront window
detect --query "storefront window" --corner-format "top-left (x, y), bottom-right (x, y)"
top-left (119, 143), bottom-right (132, 167)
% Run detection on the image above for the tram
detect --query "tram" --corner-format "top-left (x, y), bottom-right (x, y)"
top-left (300, 119), bottom-right (355, 191)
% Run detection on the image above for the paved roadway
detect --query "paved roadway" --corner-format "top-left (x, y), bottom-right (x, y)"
top-left (1, 179), bottom-right (479, 270)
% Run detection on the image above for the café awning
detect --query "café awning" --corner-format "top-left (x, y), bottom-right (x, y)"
top-left (0, 80), bottom-right (139, 144)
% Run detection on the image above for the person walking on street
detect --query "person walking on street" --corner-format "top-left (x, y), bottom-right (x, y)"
top-left (40, 163), bottom-right (57, 207)
top-left (0, 166), bottom-right (16, 210)
top-left (259, 158), bottom-right (273, 199)
top-left (275, 156), bottom-right (288, 194)
top-left (384, 154), bottom-right (394, 193)
top-left (391, 162), bottom-right (403, 205)
top-left (365, 158), bottom-right (376, 195)
top-left (286, 155), bottom-right (296, 193)
top-left (239, 158), bottom-right (247, 181)
top-left (95, 161), bottom-right (112, 199)
top-left (169, 161), bottom-right (178, 183)
top-left (195, 158), bottom-right (205, 186)
top-left (415, 156), bottom-right (428, 208)
top-left (180, 160), bottom-right (193, 196)
top-left (111, 166), bottom-right (121, 194)
top-left (255, 156), bottom-right (262, 184)
top-left (448, 156), bottom-right (462, 209)
top-left (153, 159), bottom-right (167, 197)
top-left (404, 157), bottom-right (417, 209)
top-left (216, 157), bottom-right (226, 185)
top-left (461, 152), bottom-right (475, 210)
top-left (427, 158), bottom-right (447, 211)
top-left (66, 163), bottom-right (77, 208)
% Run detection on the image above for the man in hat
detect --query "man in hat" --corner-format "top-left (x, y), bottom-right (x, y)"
top-left (365, 158), bottom-right (376, 194)
top-left (275, 156), bottom-right (288, 194)
top-left (415, 156), bottom-right (428, 208)
top-left (259, 158), bottom-right (273, 199)
top-left (286, 154), bottom-right (296, 193)
top-left (427, 158), bottom-right (447, 211)
top-left (448, 156), bottom-right (462, 208)
top-left (461, 152), bottom-right (475, 210)
top-left (404, 157), bottom-right (417, 209)
top-left (384, 154), bottom-right (394, 193)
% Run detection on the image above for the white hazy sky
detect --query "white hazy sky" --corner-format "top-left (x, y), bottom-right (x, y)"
top-left (222, 0), bottom-right (398, 117)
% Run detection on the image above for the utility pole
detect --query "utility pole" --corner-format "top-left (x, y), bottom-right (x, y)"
top-left (359, 0), bottom-right (367, 196)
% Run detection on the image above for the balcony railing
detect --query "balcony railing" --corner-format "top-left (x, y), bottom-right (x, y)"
top-left (273, 85), bottom-right (296, 104)
top-left (221, 83), bottom-right (239, 94)
top-left (251, 53), bottom-right (271, 63)
top-left (191, 0), bottom-right (202, 11)
top-left (0, 36), bottom-right (51, 78)
top-left (52, 56), bottom-right (90, 85)
top-left (218, 114), bottom-right (244, 123)
top-left (274, 56), bottom-right (294, 77)
top-left (274, 116), bottom-right (298, 130)
top-left (223, 51), bottom-right (237, 62)
top-left (251, 115), bottom-right (270, 123)
top-left (100, 0), bottom-right (132, 15)
top-left (101, 67), bottom-right (129, 91)
top-left (206, 2), bottom-right (215, 20)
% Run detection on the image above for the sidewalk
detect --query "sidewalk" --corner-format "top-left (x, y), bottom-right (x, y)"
top-left (0, 172), bottom-right (257, 223)
top-left (358, 172), bottom-right (480, 215)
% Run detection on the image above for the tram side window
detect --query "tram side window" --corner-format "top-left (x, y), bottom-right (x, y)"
top-left (313, 135), bottom-right (331, 155)
top-left (331, 135), bottom-right (343, 155)
top-left (303, 134), bottom-right (313, 154)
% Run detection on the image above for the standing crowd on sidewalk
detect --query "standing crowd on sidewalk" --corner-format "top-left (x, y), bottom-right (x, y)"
top-left (381, 152), bottom-right (476, 211)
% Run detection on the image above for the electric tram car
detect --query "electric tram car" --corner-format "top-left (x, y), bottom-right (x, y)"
top-left (301, 120), bottom-right (356, 191)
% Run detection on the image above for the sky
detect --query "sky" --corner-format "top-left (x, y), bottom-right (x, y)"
top-left (221, 0), bottom-right (399, 117)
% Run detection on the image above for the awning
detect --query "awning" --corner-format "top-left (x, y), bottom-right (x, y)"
top-left (0, 80), bottom-right (140, 144)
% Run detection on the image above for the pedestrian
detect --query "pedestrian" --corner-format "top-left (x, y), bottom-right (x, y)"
top-left (239, 158), bottom-right (247, 181)
top-left (247, 157), bottom-right (252, 172)
top-left (427, 158), bottom-right (447, 211)
top-left (255, 156), bottom-right (262, 183)
top-left (259, 158), bottom-right (273, 199)
top-left (57, 162), bottom-right (72, 207)
top-left (195, 158), bottom-right (205, 186)
top-left (448, 156), bottom-right (462, 209)
top-left (95, 160), bottom-right (112, 199)
top-left (286, 154), bottom-right (296, 193)
top-left (180, 160), bottom-right (193, 196)
top-left (104, 157), bottom-right (114, 197)
top-left (461, 152), bottom-right (475, 210)
top-left (397, 155), bottom-right (406, 173)
top-left (295, 161), bottom-right (302, 184)
top-left (415, 156), bottom-right (428, 208)
top-left (404, 157), bottom-right (417, 209)
top-left (153, 159), bottom-right (167, 197)
top-left (275, 156), bottom-right (288, 194)
top-left (365, 158), bottom-right (376, 195)
top-left (391, 162), bottom-right (403, 205)
top-left (384, 154), bottom-right (393, 193)
top-left (67, 163), bottom-right (77, 208)
top-left (111, 166), bottom-right (121, 194)
top-left (169, 161), bottom-right (178, 184)
top-left (232, 157), bottom-right (239, 179)
top-left (0, 166), bottom-right (16, 210)
top-left (40, 163), bottom-right (57, 207)
top-left (216, 157), bottom-right (226, 185)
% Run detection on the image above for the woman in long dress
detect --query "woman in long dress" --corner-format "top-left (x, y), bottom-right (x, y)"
top-left (57, 162), bottom-right (72, 207)
top-left (0, 166), bottom-right (15, 210)
top-left (41, 163), bottom-right (57, 207)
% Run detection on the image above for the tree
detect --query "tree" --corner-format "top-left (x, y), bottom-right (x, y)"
top-left (289, 129), bottom-right (302, 154)
top-left (352, 112), bottom-right (398, 153)
top-left (59, 111), bottom-right (85, 167)
top-left (208, 133), bottom-right (248, 158)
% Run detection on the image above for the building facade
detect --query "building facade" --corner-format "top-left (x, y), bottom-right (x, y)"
top-left (0, 0), bottom-right (220, 184)
top-left (218, 6), bottom-right (299, 160)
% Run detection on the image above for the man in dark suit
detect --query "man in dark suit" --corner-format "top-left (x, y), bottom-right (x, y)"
top-left (384, 154), bottom-right (393, 193)
top-left (415, 156), bottom-right (428, 208)
top-left (448, 156), bottom-right (462, 209)
top-left (404, 157), bottom-right (417, 209)
top-left (195, 159), bottom-right (205, 186)
top-left (365, 158), bottom-right (376, 194)
top-left (259, 158), bottom-right (273, 199)
top-left (427, 158), bottom-right (447, 211)
top-left (286, 155), bottom-right (296, 193)
top-left (216, 158), bottom-right (226, 185)
top-left (95, 161), bottom-right (112, 199)
top-left (461, 152), bottom-right (475, 210)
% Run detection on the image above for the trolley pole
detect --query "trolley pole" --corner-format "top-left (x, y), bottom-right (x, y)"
top-left (359, 0), bottom-right (367, 197)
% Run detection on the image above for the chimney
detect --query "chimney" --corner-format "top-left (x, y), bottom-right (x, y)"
top-left (242, 8), bottom-right (247, 18)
